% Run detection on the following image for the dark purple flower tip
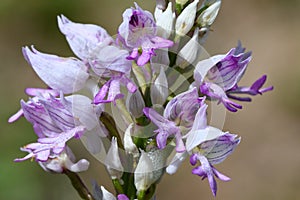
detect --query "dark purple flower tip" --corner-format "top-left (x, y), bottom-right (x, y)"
top-left (250, 75), bottom-right (274, 94)
top-left (192, 166), bottom-right (207, 178)
top-left (221, 97), bottom-right (242, 112)
top-left (227, 94), bottom-right (252, 102)
top-left (190, 154), bottom-right (198, 166)
top-left (228, 74), bottom-right (273, 97)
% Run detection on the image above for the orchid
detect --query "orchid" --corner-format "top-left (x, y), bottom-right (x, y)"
top-left (118, 3), bottom-right (174, 66)
top-left (9, 1), bottom-right (273, 199)
top-left (194, 41), bottom-right (273, 111)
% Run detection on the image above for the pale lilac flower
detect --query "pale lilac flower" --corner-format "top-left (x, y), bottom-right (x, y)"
top-left (144, 87), bottom-right (202, 152)
top-left (167, 101), bottom-right (240, 196)
top-left (143, 107), bottom-right (184, 152)
top-left (11, 90), bottom-right (106, 161)
top-left (194, 42), bottom-right (273, 111)
top-left (58, 15), bottom-right (137, 105)
top-left (22, 46), bottom-right (89, 94)
top-left (118, 3), bottom-right (173, 66)
top-left (164, 87), bottom-right (202, 128)
top-left (15, 126), bottom-right (85, 162)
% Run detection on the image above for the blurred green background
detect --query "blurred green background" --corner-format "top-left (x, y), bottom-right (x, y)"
top-left (1, 0), bottom-right (300, 199)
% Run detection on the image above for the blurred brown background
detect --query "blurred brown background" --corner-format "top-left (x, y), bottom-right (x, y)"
top-left (1, 0), bottom-right (299, 199)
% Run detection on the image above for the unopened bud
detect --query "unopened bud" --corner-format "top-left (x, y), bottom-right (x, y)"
top-left (105, 137), bottom-right (124, 180)
top-left (124, 123), bottom-right (139, 158)
top-left (176, 27), bottom-right (200, 69)
top-left (134, 147), bottom-right (172, 193)
top-left (156, 0), bottom-right (167, 10)
top-left (151, 67), bottom-right (169, 105)
top-left (175, 0), bottom-right (199, 36)
top-left (126, 89), bottom-right (145, 118)
top-left (156, 2), bottom-right (174, 38)
top-left (197, 1), bottom-right (221, 27)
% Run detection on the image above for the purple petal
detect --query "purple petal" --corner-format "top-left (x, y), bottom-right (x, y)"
top-left (164, 87), bottom-right (201, 128)
top-left (150, 36), bottom-right (174, 49)
top-left (190, 153), bottom-right (198, 166)
top-left (212, 167), bottom-right (231, 182)
top-left (93, 80), bottom-right (110, 104)
top-left (8, 109), bottom-right (23, 123)
top-left (137, 49), bottom-right (152, 66)
top-left (21, 99), bottom-right (62, 135)
top-left (118, 194), bottom-right (129, 200)
top-left (192, 166), bottom-right (207, 177)
top-left (208, 172), bottom-right (218, 196)
top-left (156, 131), bottom-right (169, 149)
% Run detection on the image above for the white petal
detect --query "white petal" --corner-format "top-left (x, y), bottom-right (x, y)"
top-left (68, 159), bottom-right (90, 172)
top-left (66, 95), bottom-right (99, 131)
top-left (186, 126), bottom-right (224, 152)
top-left (82, 128), bottom-right (105, 154)
top-left (101, 186), bottom-right (117, 200)
top-left (194, 54), bottom-right (225, 85)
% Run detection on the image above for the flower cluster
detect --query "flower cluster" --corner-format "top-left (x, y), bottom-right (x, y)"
top-left (10, 0), bottom-right (272, 199)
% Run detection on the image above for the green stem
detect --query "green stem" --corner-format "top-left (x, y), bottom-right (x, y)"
top-left (100, 112), bottom-right (124, 149)
top-left (64, 170), bottom-right (95, 200)
top-left (112, 178), bottom-right (124, 194)
top-left (137, 184), bottom-right (156, 200)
